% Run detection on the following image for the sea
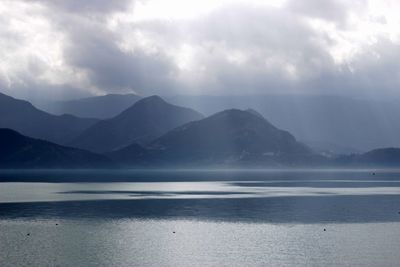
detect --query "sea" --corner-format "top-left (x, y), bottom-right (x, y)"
top-left (1, 169), bottom-right (400, 266)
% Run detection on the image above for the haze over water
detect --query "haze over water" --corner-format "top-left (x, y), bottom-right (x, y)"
top-left (1, 169), bottom-right (400, 266)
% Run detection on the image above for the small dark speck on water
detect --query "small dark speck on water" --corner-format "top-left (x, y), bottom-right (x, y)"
top-left (372, 173), bottom-right (376, 175)
top-left (27, 233), bottom-right (30, 236)
top-left (173, 231), bottom-right (176, 234)
top-left (323, 229), bottom-right (326, 231)
top-left (56, 223), bottom-right (58, 225)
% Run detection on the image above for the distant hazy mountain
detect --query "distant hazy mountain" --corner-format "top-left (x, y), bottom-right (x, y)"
top-left (70, 96), bottom-right (204, 153)
top-left (0, 129), bottom-right (114, 168)
top-left (41, 94), bottom-right (142, 119)
top-left (304, 140), bottom-right (362, 156)
top-left (336, 148), bottom-right (400, 167)
top-left (111, 109), bottom-right (317, 166)
top-left (165, 95), bottom-right (400, 152)
top-left (0, 92), bottom-right (98, 145)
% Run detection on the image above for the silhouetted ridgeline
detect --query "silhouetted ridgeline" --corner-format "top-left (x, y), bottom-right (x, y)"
top-left (0, 92), bottom-right (98, 145)
top-left (41, 93), bottom-right (142, 119)
top-left (0, 129), bottom-right (114, 169)
top-left (166, 95), bottom-right (400, 153)
top-left (334, 148), bottom-right (400, 167)
top-left (70, 95), bottom-right (204, 153)
top-left (29, 92), bottom-right (400, 153)
top-left (109, 109), bottom-right (323, 167)
top-left (1, 91), bottom-right (400, 169)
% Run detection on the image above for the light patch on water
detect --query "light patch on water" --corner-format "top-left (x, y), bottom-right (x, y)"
top-left (1, 180), bottom-right (400, 203)
top-left (1, 218), bottom-right (400, 267)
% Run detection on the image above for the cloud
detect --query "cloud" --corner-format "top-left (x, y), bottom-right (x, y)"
top-left (60, 15), bottom-right (178, 94)
top-left (0, 0), bottom-right (400, 100)
top-left (32, 0), bottom-right (133, 14)
top-left (286, 0), bottom-right (350, 24)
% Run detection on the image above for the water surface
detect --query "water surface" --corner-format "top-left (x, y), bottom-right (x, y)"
top-left (1, 169), bottom-right (400, 266)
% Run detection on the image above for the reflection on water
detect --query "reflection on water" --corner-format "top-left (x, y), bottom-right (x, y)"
top-left (0, 170), bottom-right (400, 223)
top-left (1, 170), bottom-right (400, 266)
top-left (0, 173), bottom-right (399, 224)
top-left (2, 219), bottom-right (400, 267)
top-left (2, 181), bottom-right (400, 202)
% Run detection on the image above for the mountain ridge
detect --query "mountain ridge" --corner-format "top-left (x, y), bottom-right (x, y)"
top-left (110, 108), bottom-right (314, 166)
top-left (70, 95), bottom-right (204, 153)
top-left (0, 92), bottom-right (98, 145)
top-left (0, 128), bottom-right (114, 168)
top-left (41, 93), bottom-right (142, 119)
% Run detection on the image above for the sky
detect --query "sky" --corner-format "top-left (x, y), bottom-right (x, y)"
top-left (0, 0), bottom-right (400, 100)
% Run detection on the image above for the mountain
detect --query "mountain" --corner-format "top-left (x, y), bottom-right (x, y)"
top-left (165, 94), bottom-right (400, 152)
top-left (336, 148), bottom-right (400, 167)
top-left (41, 94), bottom-right (142, 119)
top-left (0, 129), bottom-right (114, 168)
top-left (70, 96), bottom-right (204, 153)
top-left (111, 109), bottom-right (317, 166)
top-left (304, 140), bottom-right (362, 157)
top-left (0, 92), bottom-right (98, 144)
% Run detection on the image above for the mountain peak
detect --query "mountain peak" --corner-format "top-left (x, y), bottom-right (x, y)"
top-left (119, 95), bottom-right (170, 116)
top-left (136, 95), bottom-right (166, 105)
top-left (206, 109), bottom-right (277, 130)
top-left (140, 108), bottom-right (311, 165)
top-left (70, 96), bottom-right (204, 152)
top-left (209, 109), bottom-right (257, 120)
top-left (245, 108), bottom-right (264, 119)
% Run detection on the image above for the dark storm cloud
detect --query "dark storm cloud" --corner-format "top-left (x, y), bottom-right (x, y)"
top-left (0, 0), bottom-right (399, 99)
top-left (60, 17), bottom-right (178, 94)
top-left (69, 44), bottom-right (177, 94)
